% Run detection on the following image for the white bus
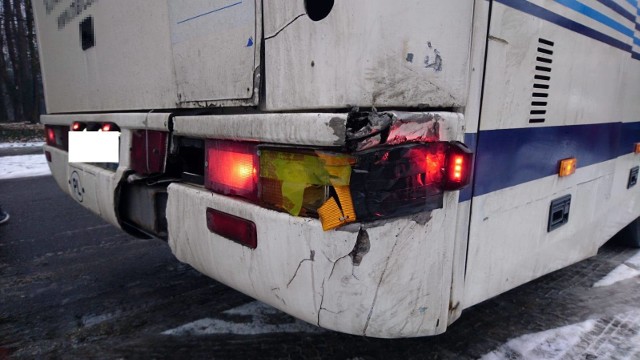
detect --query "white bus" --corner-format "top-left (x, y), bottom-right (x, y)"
top-left (34, 0), bottom-right (640, 338)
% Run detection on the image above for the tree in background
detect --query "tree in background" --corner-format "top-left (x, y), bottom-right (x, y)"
top-left (0, 0), bottom-right (43, 124)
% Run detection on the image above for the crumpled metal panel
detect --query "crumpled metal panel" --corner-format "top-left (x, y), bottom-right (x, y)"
top-left (346, 111), bottom-right (454, 151)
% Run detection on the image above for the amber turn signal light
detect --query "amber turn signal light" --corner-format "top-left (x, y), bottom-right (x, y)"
top-left (558, 158), bottom-right (577, 177)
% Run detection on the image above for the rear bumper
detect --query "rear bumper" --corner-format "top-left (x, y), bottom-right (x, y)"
top-left (44, 145), bottom-right (122, 229)
top-left (167, 183), bottom-right (459, 337)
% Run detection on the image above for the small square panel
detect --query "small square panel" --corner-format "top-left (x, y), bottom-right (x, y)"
top-left (80, 17), bottom-right (95, 51)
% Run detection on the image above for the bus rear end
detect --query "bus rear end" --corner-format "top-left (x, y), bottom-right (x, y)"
top-left (34, 0), bottom-right (477, 337)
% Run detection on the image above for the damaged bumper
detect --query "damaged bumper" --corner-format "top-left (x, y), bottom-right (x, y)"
top-left (167, 183), bottom-right (460, 338)
top-left (41, 110), bottom-right (468, 338)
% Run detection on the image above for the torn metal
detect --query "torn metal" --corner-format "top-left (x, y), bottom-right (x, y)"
top-left (346, 111), bottom-right (441, 152)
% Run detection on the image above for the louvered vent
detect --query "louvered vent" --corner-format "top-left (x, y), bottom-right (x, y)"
top-left (529, 38), bottom-right (554, 123)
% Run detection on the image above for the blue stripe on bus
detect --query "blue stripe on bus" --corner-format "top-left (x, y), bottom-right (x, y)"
top-left (554, 0), bottom-right (634, 36)
top-left (633, 51), bottom-right (640, 59)
top-left (596, 0), bottom-right (636, 22)
top-left (634, 36), bottom-right (640, 45)
top-left (495, 0), bottom-right (632, 53)
top-left (465, 122), bottom-right (640, 198)
top-left (459, 133), bottom-right (477, 202)
top-left (620, 122), bottom-right (640, 155)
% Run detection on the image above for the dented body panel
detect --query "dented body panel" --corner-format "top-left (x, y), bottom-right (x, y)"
top-left (166, 185), bottom-right (459, 337)
top-left (262, 1), bottom-right (474, 111)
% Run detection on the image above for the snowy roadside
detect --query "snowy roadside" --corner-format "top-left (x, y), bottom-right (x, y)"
top-left (482, 250), bottom-right (640, 360)
top-left (481, 310), bottom-right (640, 360)
top-left (0, 153), bottom-right (51, 180)
top-left (161, 252), bottom-right (640, 355)
top-left (0, 141), bottom-right (44, 149)
top-left (593, 251), bottom-right (640, 288)
top-left (162, 301), bottom-right (322, 336)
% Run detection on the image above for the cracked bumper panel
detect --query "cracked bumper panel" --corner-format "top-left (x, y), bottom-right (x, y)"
top-left (166, 183), bottom-right (459, 338)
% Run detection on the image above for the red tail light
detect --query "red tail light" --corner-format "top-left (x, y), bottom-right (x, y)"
top-left (71, 122), bottom-right (86, 131)
top-left (425, 150), bottom-right (446, 184)
top-left (206, 208), bottom-right (257, 249)
top-left (101, 123), bottom-right (120, 132)
top-left (46, 127), bottom-right (55, 144)
top-left (130, 130), bottom-right (168, 175)
top-left (205, 140), bottom-right (259, 202)
top-left (44, 125), bottom-right (69, 150)
top-left (350, 142), bottom-right (473, 221)
top-left (443, 142), bottom-right (473, 191)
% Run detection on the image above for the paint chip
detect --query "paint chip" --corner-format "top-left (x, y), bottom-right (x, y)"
top-left (406, 53), bottom-right (414, 62)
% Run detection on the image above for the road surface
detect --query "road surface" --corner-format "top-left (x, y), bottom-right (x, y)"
top-left (1, 176), bottom-right (639, 359)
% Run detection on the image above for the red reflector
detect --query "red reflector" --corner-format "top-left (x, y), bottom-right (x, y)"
top-left (130, 130), bottom-right (168, 175)
top-left (205, 140), bottom-right (259, 202)
top-left (206, 208), bottom-right (257, 249)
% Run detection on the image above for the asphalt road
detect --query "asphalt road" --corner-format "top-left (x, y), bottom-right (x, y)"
top-left (1, 176), bottom-right (639, 359)
top-left (0, 146), bottom-right (43, 157)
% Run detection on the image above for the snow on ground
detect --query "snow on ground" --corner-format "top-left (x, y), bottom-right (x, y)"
top-left (0, 141), bottom-right (44, 149)
top-left (593, 250), bottom-right (640, 288)
top-left (481, 319), bottom-right (597, 360)
top-left (0, 154), bottom-right (51, 180)
top-left (482, 310), bottom-right (640, 360)
top-left (162, 301), bottom-right (322, 336)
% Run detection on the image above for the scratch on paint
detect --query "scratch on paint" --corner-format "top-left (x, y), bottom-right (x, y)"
top-left (488, 35), bottom-right (509, 45)
top-left (406, 53), bottom-right (414, 62)
top-left (362, 236), bottom-right (401, 336)
top-left (265, 13), bottom-right (306, 40)
top-left (424, 41), bottom-right (443, 72)
top-left (177, 1), bottom-right (242, 25)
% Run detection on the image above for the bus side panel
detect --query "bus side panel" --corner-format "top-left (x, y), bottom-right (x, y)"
top-left (448, 0), bottom-right (492, 325)
top-left (464, 1), bottom-right (640, 308)
top-left (32, 0), bottom-right (178, 113)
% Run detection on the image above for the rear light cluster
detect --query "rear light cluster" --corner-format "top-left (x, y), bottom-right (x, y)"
top-left (204, 139), bottom-right (473, 231)
top-left (350, 142), bottom-right (471, 221)
top-left (205, 141), bottom-right (259, 202)
top-left (70, 121), bottom-right (120, 132)
top-left (44, 125), bottom-right (69, 150)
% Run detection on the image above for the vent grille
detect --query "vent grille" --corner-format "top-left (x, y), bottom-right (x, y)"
top-left (530, 38), bottom-right (554, 124)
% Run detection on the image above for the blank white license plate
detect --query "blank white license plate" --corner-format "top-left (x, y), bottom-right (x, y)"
top-left (68, 132), bottom-right (120, 163)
